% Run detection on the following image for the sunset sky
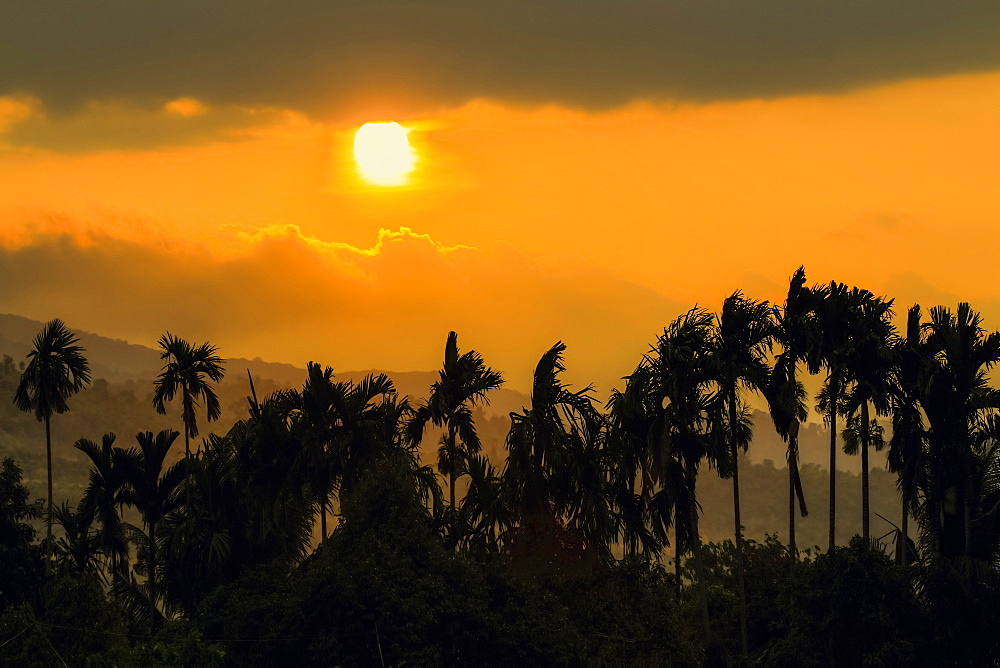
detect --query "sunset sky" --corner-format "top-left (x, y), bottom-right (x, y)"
top-left (2, 1), bottom-right (1000, 393)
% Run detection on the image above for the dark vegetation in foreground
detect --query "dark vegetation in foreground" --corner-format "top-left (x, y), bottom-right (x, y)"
top-left (2, 267), bottom-right (1000, 665)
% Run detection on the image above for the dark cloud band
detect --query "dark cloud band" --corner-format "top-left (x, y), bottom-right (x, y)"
top-left (3, 1), bottom-right (1000, 115)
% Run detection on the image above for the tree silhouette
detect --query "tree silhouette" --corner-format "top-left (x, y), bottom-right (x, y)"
top-left (708, 291), bottom-right (772, 660)
top-left (115, 429), bottom-right (187, 634)
top-left (606, 362), bottom-right (661, 558)
top-left (918, 303), bottom-right (1000, 560)
top-left (13, 318), bottom-right (91, 554)
top-left (75, 433), bottom-right (129, 585)
top-left (152, 333), bottom-right (226, 462)
top-left (645, 307), bottom-right (717, 645)
top-left (767, 267), bottom-right (813, 555)
top-left (407, 331), bottom-right (503, 514)
top-left (298, 362), bottom-right (339, 539)
top-left (811, 281), bottom-right (880, 549)
top-left (841, 292), bottom-right (895, 540)
top-left (50, 499), bottom-right (102, 578)
top-left (887, 305), bottom-right (925, 564)
top-left (503, 342), bottom-right (610, 573)
top-left (298, 364), bottom-right (411, 539)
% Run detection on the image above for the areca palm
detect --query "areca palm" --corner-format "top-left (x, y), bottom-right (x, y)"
top-left (811, 281), bottom-right (881, 549)
top-left (606, 365), bottom-right (661, 558)
top-left (50, 500), bottom-right (102, 578)
top-left (14, 318), bottom-right (91, 551)
top-left (298, 362), bottom-right (339, 539)
top-left (887, 305), bottom-right (926, 564)
top-left (918, 303), bottom-right (1000, 559)
top-left (299, 365), bottom-right (410, 539)
top-left (152, 333), bottom-right (226, 462)
top-left (841, 292), bottom-right (895, 540)
top-left (503, 342), bottom-right (613, 565)
top-left (767, 267), bottom-right (813, 555)
top-left (328, 372), bottom-right (410, 504)
top-left (76, 433), bottom-right (130, 584)
top-left (407, 331), bottom-right (503, 513)
top-left (159, 391), bottom-right (314, 613)
top-left (115, 429), bottom-right (187, 633)
top-left (708, 291), bottom-right (773, 660)
top-left (460, 452), bottom-right (509, 554)
top-left (229, 390), bottom-right (314, 560)
top-left (645, 307), bottom-right (717, 642)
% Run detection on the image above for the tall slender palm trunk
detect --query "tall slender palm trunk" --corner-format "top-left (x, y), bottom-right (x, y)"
top-left (182, 386), bottom-right (192, 511)
top-left (447, 428), bottom-right (458, 511)
top-left (828, 376), bottom-right (838, 551)
top-left (786, 365), bottom-right (803, 558)
top-left (900, 489), bottom-right (909, 565)
top-left (449, 471), bottom-right (457, 513)
top-left (182, 386), bottom-right (192, 460)
top-left (788, 433), bottom-right (797, 555)
top-left (320, 499), bottom-right (328, 540)
top-left (861, 402), bottom-right (870, 540)
top-left (44, 415), bottom-right (53, 564)
top-left (730, 399), bottom-right (749, 662)
top-left (148, 519), bottom-right (158, 635)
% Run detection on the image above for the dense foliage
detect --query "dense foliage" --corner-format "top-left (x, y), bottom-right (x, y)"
top-left (3, 270), bottom-right (1000, 665)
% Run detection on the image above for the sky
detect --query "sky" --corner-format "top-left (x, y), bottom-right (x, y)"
top-left (2, 1), bottom-right (1000, 393)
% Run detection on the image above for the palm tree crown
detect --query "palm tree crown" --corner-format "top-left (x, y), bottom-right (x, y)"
top-left (14, 318), bottom-right (91, 421)
top-left (407, 331), bottom-right (503, 513)
top-left (152, 333), bottom-right (226, 459)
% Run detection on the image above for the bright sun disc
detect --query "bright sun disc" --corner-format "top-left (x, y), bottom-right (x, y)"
top-left (354, 122), bottom-right (416, 186)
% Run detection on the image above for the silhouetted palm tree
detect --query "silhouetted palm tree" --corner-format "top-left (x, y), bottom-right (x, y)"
top-left (298, 365), bottom-right (410, 539)
top-left (918, 303), bottom-right (1000, 559)
top-left (14, 318), bottom-right (91, 552)
top-left (298, 362), bottom-right (339, 539)
top-left (50, 500), bottom-right (102, 578)
top-left (228, 390), bottom-right (314, 560)
top-left (606, 364), bottom-right (660, 558)
top-left (460, 450), bottom-right (513, 553)
top-left (76, 433), bottom-right (130, 584)
top-left (841, 292), bottom-right (895, 540)
top-left (812, 281), bottom-right (880, 549)
top-left (708, 291), bottom-right (772, 660)
top-left (887, 305), bottom-right (926, 564)
top-left (152, 333), bottom-right (226, 462)
top-left (767, 267), bottom-right (813, 555)
top-left (115, 429), bottom-right (187, 633)
top-left (645, 307), bottom-right (717, 643)
top-left (407, 331), bottom-right (503, 513)
top-left (329, 372), bottom-right (410, 504)
top-left (504, 342), bottom-right (612, 564)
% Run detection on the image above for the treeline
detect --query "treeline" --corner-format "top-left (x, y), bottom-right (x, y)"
top-left (1, 266), bottom-right (999, 665)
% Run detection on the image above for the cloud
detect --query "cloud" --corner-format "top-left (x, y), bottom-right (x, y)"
top-left (3, 1), bottom-right (999, 116)
top-left (0, 96), bottom-right (302, 152)
top-left (0, 220), bottom-right (686, 393)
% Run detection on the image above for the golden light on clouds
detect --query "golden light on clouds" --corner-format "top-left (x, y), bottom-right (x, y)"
top-left (353, 121), bottom-right (416, 186)
top-left (164, 97), bottom-right (207, 117)
top-left (3, 72), bottom-right (1000, 390)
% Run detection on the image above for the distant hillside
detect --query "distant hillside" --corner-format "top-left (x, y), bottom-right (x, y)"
top-left (0, 313), bottom-right (530, 415)
top-left (0, 313), bottom-right (530, 503)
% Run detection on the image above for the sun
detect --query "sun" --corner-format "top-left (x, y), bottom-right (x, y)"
top-left (353, 122), bottom-right (416, 186)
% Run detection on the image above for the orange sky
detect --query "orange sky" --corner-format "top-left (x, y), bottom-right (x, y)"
top-left (2, 61), bottom-right (1000, 393)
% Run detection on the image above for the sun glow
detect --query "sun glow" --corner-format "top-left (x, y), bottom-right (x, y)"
top-left (353, 122), bottom-right (416, 186)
